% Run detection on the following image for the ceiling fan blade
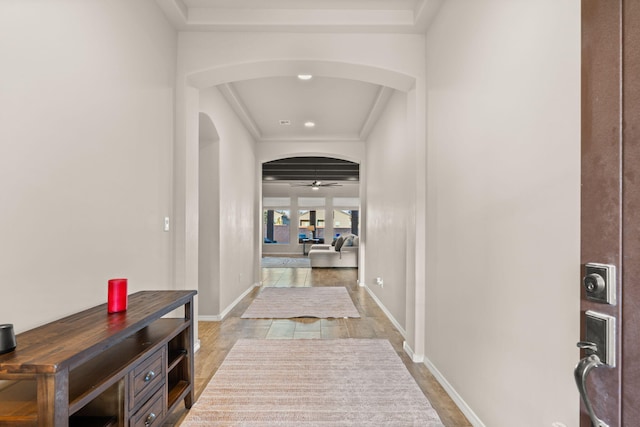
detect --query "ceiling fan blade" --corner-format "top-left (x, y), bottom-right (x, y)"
top-left (288, 181), bottom-right (343, 188)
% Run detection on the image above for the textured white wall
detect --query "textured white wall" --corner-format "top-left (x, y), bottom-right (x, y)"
top-left (365, 90), bottom-right (412, 331)
top-left (0, 0), bottom-right (176, 332)
top-left (198, 114), bottom-right (220, 316)
top-left (199, 87), bottom-right (258, 314)
top-left (178, 33), bottom-right (424, 91)
top-left (425, 2), bottom-right (580, 426)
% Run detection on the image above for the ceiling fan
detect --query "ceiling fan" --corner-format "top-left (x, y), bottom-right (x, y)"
top-left (291, 180), bottom-right (342, 191)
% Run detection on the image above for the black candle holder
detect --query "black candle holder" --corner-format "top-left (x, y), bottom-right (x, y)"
top-left (0, 324), bottom-right (16, 354)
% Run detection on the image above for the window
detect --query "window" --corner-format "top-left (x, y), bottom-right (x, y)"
top-left (298, 197), bottom-right (325, 207)
top-left (333, 209), bottom-right (359, 237)
top-left (263, 197), bottom-right (291, 207)
top-left (263, 209), bottom-right (290, 244)
top-left (333, 197), bottom-right (360, 237)
top-left (333, 197), bottom-right (359, 207)
top-left (298, 209), bottom-right (325, 243)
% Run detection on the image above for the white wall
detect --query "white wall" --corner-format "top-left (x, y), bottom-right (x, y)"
top-left (0, 0), bottom-right (176, 332)
top-left (199, 87), bottom-right (258, 314)
top-left (198, 114), bottom-right (220, 316)
top-left (365, 90), bottom-right (412, 331)
top-left (425, 2), bottom-right (580, 426)
top-left (178, 33), bottom-right (424, 92)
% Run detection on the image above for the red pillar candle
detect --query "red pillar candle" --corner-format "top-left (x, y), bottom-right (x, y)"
top-left (107, 278), bottom-right (128, 313)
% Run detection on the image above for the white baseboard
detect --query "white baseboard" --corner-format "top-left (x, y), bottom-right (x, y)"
top-left (193, 339), bottom-right (201, 353)
top-left (199, 283), bottom-right (259, 322)
top-left (403, 340), bottom-right (423, 363)
top-left (423, 357), bottom-right (486, 427)
top-left (362, 284), bottom-right (406, 338)
top-left (367, 288), bottom-right (483, 426)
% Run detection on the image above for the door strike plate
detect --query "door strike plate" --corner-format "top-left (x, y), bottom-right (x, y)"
top-left (583, 263), bottom-right (616, 305)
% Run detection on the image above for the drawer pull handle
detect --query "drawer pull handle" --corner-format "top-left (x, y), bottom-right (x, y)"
top-left (144, 370), bottom-right (156, 382)
top-left (144, 412), bottom-right (156, 426)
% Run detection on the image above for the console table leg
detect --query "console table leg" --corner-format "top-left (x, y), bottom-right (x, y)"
top-left (184, 299), bottom-right (195, 409)
top-left (37, 370), bottom-right (68, 427)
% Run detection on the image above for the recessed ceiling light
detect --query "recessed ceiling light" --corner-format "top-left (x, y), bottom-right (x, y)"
top-left (304, 121), bottom-right (316, 128)
top-left (297, 74), bottom-right (313, 81)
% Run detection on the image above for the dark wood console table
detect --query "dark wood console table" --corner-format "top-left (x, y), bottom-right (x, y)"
top-left (0, 290), bottom-right (197, 426)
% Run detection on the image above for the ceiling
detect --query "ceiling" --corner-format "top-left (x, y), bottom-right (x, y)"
top-left (156, 0), bottom-right (442, 184)
top-left (156, 0), bottom-right (443, 33)
top-left (220, 76), bottom-right (391, 143)
top-left (262, 156), bottom-right (360, 198)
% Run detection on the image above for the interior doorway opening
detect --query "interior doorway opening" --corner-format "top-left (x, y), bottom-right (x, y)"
top-left (261, 156), bottom-right (361, 272)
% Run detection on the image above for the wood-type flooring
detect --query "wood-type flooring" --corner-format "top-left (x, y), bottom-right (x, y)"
top-left (163, 267), bottom-right (471, 426)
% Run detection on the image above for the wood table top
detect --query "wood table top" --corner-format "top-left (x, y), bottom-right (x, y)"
top-left (0, 290), bottom-right (196, 374)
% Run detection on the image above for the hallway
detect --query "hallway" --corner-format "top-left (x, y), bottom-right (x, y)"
top-left (164, 267), bottom-right (471, 426)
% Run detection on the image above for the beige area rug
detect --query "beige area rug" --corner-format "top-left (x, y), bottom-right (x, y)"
top-left (181, 339), bottom-right (445, 426)
top-left (241, 286), bottom-right (360, 319)
top-left (261, 257), bottom-right (311, 268)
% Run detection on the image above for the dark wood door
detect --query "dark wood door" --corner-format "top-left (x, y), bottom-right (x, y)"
top-left (581, 1), bottom-right (640, 425)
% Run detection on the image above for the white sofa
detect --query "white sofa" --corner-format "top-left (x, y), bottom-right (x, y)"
top-left (308, 234), bottom-right (359, 268)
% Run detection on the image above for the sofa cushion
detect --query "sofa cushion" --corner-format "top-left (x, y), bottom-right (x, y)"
top-left (309, 243), bottom-right (358, 268)
top-left (344, 235), bottom-right (354, 247)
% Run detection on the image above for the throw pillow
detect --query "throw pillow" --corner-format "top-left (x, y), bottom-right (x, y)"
top-left (344, 236), bottom-right (354, 247)
top-left (334, 236), bottom-right (345, 251)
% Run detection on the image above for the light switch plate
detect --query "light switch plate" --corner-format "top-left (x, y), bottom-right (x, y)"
top-left (585, 310), bottom-right (616, 367)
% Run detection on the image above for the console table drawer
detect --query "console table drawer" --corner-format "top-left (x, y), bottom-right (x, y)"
top-left (130, 348), bottom-right (165, 409)
top-left (130, 387), bottom-right (165, 427)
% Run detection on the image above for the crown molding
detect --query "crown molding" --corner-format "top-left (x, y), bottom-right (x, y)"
top-left (218, 83), bottom-right (263, 140)
top-left (156, 0), bottom-right (440, 34)
top-left (359, 86), bottom-right (394, 141)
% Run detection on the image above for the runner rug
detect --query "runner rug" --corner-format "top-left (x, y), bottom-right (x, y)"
top-left (241, 286), bottom-right (360, 319)
top-left (261, 257), bottom-right (311, 268)
top-left (180, 339), bottom-right (445, 426)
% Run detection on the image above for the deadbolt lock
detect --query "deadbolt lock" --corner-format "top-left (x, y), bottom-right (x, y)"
top-left (583, 263), bottom-right (616, 305)
top-left (584, 273), bottom-right (605, 293)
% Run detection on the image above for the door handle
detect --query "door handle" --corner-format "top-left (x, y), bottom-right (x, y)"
top-left (574, 341), bottom-right (609, 427)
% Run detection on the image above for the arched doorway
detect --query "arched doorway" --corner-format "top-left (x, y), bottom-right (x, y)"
top-left (261, 156), bottom-right (360, 260)
top-left (175, 57), bottom-right (426, 359)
